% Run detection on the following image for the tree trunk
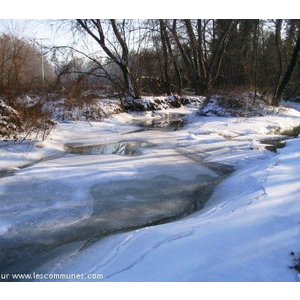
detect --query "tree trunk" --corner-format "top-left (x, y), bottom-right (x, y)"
top-left (197, 19), bottom-right (207, 81)
top-left (159, 20), bottom-right (172, 95)
top-left (273, 19), bottom-right (283, 100)
top-left (253, 20), bottom-right (259, 105)
top-left (170, 19), bottom-right (201, 94)
top-left (163, 21), bottom-right (182, 95)
top-left (206, 20), bottom-right (239, 92)
top-left (272, 27), bottom-right (300, 106)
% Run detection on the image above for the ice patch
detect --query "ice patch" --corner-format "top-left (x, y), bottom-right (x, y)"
top-left (0, 221), bottom-right (11, 235)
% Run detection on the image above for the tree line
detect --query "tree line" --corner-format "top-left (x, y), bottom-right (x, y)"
top-left (0, 33), bottom-right (54, 95)
top-left (1, 19), bottom-right (300, 106)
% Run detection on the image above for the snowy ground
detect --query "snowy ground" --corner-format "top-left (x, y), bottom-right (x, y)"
top-left (1, 103), bottom-right (300, 281)
top-left (282, 100), bottom-right (300, 112)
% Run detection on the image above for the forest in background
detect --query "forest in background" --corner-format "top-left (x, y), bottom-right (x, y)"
top-left (1, 19), bottom-right (300, 138)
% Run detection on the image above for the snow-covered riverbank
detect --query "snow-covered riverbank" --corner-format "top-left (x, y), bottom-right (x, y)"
top-left (1, 104), bottom-right (300, 281)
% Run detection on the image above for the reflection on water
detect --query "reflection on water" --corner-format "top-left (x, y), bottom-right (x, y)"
top-left (64, 141), bottom-right (154, 156)
top-left (134, 113), bottom-right (186, 131)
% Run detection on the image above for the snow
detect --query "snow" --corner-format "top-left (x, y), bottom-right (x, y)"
top-left (0, 99), bottom-right (20, 138)
top-left (2, 100), bottom-right (300, 281)
top-left (282, 100), bottom-right (300, 112)
top-left (47, 98), bottom-right (123, 122)
top-left (55, 138), bottom-right (299, 282)
top-left (124, 95), bottom-right (206, 111)
top-left (0, 99), bottom-right (19, 116)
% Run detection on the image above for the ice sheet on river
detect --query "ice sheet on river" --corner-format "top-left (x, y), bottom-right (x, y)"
top-left (0, 109), bottom-right (233, 275)
top-left (2, 106), bottom-right (300, 281)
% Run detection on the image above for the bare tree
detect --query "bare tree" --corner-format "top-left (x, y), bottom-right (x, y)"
top-left (76, 19), bottom-right (141, 99)
top-left (0, 33), bottom-right (54, 93)
top-left (168, 19), bottom-right (239, 95)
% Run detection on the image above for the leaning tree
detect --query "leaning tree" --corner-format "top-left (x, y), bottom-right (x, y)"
top-left (76, 19), bottom-right (141, 99)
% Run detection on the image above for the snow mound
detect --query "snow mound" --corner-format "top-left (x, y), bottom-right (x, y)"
top-left (124, 95), bottom-right (206, 111)
top-left (200, 93), bottom-right (286, 117)
top-left (47, 98), bottom-right (123, 122)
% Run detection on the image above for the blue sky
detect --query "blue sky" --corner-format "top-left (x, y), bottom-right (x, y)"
top-left (0, 20), bottom-right (74, 47)
top-left (0, 19), bottom-right (105, 63)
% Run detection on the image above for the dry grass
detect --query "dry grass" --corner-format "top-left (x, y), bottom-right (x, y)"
top-left (1, 94), bottom-right (55, 141)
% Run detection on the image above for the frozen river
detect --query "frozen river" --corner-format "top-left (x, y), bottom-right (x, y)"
top-left (0, 110), bottom-right (233, 278)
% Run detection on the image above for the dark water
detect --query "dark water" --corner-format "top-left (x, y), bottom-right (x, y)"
top-left (0, 165), bottom-right (233, 279)
top-left (64, 141), bottom-right (154, 156)
top-left (260, 138), bottom-right (287, 153)
top-left (133, 113), bottom-right (186, 131)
